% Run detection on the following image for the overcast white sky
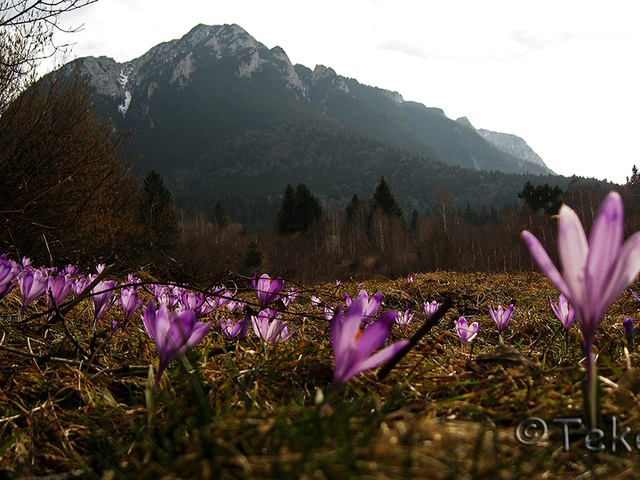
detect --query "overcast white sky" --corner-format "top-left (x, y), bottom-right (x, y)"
top-left (49, 0), bottom-right (640, 184)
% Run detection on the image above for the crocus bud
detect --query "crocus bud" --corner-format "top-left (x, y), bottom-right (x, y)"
top-left (623, 317), bottom-right (634, 348)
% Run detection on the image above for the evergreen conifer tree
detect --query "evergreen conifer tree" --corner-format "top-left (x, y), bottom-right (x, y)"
top-left (294, 183), bottom-right (323, 231)
top-left (409, 209), bottom-right (420, 233)
top-left (213, 200), bottom-right (230, 228)
top-left (517, 181), bottom-right (563, 216)
top-left (274, 183), bottom-right (323, 234)
top-left (372, 176), bottom-right (404, 220)
top-left (345, 194), bottom-right (360, 223)
top-left (139, 171), bottom-right (179, 250)
top-left (274, 184), bottom-right (297, 234)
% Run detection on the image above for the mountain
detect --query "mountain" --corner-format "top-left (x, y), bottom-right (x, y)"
top-left (57, 23), bottom-right (564, 229)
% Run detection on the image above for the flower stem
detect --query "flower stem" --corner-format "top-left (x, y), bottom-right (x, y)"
top-left (585, 340), bottom-right (598, 430)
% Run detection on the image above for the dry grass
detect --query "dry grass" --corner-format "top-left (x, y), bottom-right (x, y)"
top-left (2, 270), bottom-right (640, 479)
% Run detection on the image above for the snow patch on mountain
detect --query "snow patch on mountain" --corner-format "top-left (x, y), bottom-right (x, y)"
top-left (117, 91), bottom-right (132, 115)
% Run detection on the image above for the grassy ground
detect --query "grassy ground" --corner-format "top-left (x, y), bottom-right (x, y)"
top-left (2, 270), bottom-right (640, 479)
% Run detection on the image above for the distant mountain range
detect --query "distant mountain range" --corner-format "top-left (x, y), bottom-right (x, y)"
top-left (57, 23), bottom-right (572, 229)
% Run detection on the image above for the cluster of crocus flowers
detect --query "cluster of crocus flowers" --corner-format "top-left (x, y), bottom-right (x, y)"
top-left (522, 191), bottom-right (640, 428)
top-left (488, 304), bottom-right (514, 343)
top-left (330, 295), bottom-right (409, 390)
top-left (455, 317), bottom-right (479, 353)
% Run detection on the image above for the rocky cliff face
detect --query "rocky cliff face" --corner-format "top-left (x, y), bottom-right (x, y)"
top-left (477, 129), bottom-right (550, 171)
top-left (456, 117), bottom-right (553, 174)
top-left (70, 24), bottom-right (312, 116)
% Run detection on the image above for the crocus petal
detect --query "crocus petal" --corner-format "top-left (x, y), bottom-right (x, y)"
top-left (521, 230), bottom-right (570, 297)
top-left (336, 297), bottom-right (367, 357)
top-left (364, 292), bottom-right (383, 319)
top-left (342, 340), bottom-right (409, 381)
top-left (350, 310), bottom-right (397, 364)
top-left (597, 231), bottom-right (640, 319)
top-left (184, 321), bottom-right (212, 351)
top-left (556, 205), bottom-right (589, 306)
top-left (586, 192), bottom-right (624, 304)
top-left (586, 193), bottom-right (624, 278)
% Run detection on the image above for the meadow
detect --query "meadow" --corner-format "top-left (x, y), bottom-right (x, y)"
top-left (2, 264), bottom-right (640, 480)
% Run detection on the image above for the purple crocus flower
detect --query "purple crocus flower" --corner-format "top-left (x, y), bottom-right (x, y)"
top-left (226, 300), bottom-right (243, 313)
top-left (0, 255), bottom-right (20, 285)
top-left (488, 304), bottom-right (514, 337)
top-left (46, 274), bottom-right (73, 311)
top-left (330, 296), bottom-right (409, 390)
top-left (550, 294), bottom-right (576, 331)
top-left (0, 282), bottom-right (15, 301)
top-left (407, 275), bottom-right (415, 285)
top-left (252, 273), bottom-right (284, 307)
top-left (72, 275), bottom-right (89, 297)
top-left (396, 309), bottom-right (414, 332)
top-left (141, 299), bottom-right (212, 390)
top-left (455, 317), bottom-right (480, 344)
top-left (282, 288), bottom-right (298, 307)
top-left (623, 317), bottom-right (634, 348)
top-left (18, 268), bottom-right (47, 318)
top-left (63, 264), bottom-right (79, 277)
top-left (344, 290), bottom-right (383, 325)
top-left (423, 301), bottom-right (440, 318)
top-left (120, 286), bottom-right (143, 322)
top-left (181, 291), bottom-right (206, 312)
top-left (220, 315), bottom-right (250, 339)
top-left (324, 305), bottom-right (335, 326)
top-left (91, 280), bottom-right (116, 329)
top-left (251, 309), bottom-right (294, 343)
top-left (207, 286), bottom-right (231, 311)
top-left (0, 255), bottom-right (20, 301)
top-left (521, 191), bottom-right (640, 428)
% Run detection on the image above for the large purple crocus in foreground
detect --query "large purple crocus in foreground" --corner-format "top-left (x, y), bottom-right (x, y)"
top-left (522, 191), bottom-right (640, 427)
top-left (330, 296), bottom-right (409, 390)
top-left (142, 300), bottom-right (212, 390)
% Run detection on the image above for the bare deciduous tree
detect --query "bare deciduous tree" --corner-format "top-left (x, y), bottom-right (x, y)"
top-left (0, 0), bottom-right (97, 112)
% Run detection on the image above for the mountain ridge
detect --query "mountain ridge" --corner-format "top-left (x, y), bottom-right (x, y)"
top-left (55, 23), bottom-right (572, 229)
